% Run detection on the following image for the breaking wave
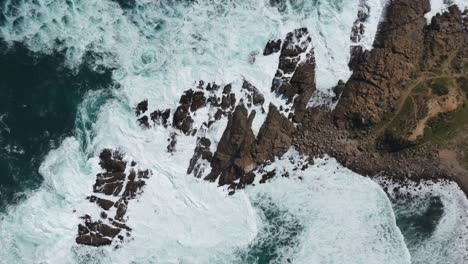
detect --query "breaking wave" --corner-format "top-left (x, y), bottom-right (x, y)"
top-left (0, 0), bottom-right (466, 263)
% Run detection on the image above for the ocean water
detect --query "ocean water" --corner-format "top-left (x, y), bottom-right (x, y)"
top-left (0, 40), bottom-right (113, 209)
top-left (0, 0), bottom-right (466, 263)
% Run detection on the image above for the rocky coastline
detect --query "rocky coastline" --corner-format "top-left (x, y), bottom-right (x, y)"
top-left (77, 0), bottom-right (467, 247)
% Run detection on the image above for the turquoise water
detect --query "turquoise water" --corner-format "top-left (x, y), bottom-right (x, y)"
top-left (0, 0), bottom-right (466, 263)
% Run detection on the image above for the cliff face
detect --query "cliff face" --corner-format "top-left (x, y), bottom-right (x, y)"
top-left (297, 2), bottom-right (468, 196)
top-left (335, 0), bottom-right (431, 127)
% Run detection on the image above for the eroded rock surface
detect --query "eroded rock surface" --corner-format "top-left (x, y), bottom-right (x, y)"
top-left (76, 149), bottom-right (151, 247)
top-left (205, 104), bottom-right (257, 187)
top-left (130, 2), bottom-right (468, 198)
top-left (335, 0), bottom-right (431, 127)
top-left (256, 104), bottom-right (295, 162)
top-left (263, 39), bottom-right (282, 55)
top-left (271, 27), bottom-right (316, 122)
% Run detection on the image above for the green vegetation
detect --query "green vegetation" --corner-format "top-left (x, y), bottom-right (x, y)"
top-left (456, 76), bottom-right (468, 96)
top-left (430, 78), bottom-right (450, 96)
top-left (413, 84), bottom-right (428, 94)
top-left (423, 103), bottom-right (468, 144)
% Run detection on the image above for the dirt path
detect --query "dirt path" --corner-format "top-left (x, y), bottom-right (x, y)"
top-left (374, 72), bottom-right (465, 135)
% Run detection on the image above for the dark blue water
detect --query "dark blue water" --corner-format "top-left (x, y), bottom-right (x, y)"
top-left (392, 196), bottom-right (444, 248)
top-left (0, 41), bottom-right (113, 209)
top-left (239, 197), bottom-right (303, 264)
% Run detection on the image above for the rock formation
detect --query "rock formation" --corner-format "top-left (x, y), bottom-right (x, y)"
top-left (271, 27), bottom-right (316, 122)
top-left (76, 149), bottom-right (151, 247)
top-left (88, 1), bottom-right (467, 249)
top-left (205, 104), bottom-right (257, 187)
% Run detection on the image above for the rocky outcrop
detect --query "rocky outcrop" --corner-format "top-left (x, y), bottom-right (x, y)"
top-left (335, 0), bottom-right (431, 127)
top-left (422, 5), bottom-right (467, 73)
top-left (241, 80), bottom-right (265, 108)
top-left (295, 2), bottom-right (468, 196)
top-left (173, 89), bottom-right (207, 135)
top-left (263, 39), bottom-right (282, 55)
top-left (255, 104), bottom-right (295, 161)
top-left (150, 109), bottom-right (170, 127)
top-left (187, 137), bottom-right (213, 178)
top-left (205, 104), bottom-right (257, 187)
top-left (76, 149), bottom-right (151, 247)
top-left (129, 2), bottom-right (467, 197)
top-left (205, 103), bottom-right (296, 191)
top-left (272, 27), bottom-right (316, 122)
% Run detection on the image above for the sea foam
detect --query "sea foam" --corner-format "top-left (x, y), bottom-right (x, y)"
top-left (0, 0), bottom-right (466, 263)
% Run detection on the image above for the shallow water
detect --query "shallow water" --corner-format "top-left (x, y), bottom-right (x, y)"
top-left (0, 0), bottom-right (466, 263)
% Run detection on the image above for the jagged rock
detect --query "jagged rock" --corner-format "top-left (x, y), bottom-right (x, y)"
top-left (93, 172), bottom-right (126, 196)
top-left (221, 84), bottom-right (236, 110)
top-left (260, 170), bottom-right (276, 184)
top-left (271, 27), bottom-right (315, 122)
top-left (263, 39), bottom-right (282, 55)
top-left (187, 137), bottom-right (213, 177)
top-left (205, 104), bottom-right (257, 186)
top-left (135, 100), bottom-right (148, 116)
top-left (122, 170), bottom-right (146, 199)
top-left (288, 54), bottom-right (316, 122)
top-left (137, 115), bottom-right (150, 128)
top-left (98, 149), bottom-right (126, 173)
top-left (335, 0), bottom-right (431, 127)
top-left (114, 198), bottom-right (128, 221)
top-left (272, 28), bottom-right (312, 93)
top-left (77, 150), bottom-right (152, 247)
top-left (150, 109), bottom-right (170, 127)
top-left (87, 196), bottom-right (114, 210)
top-left (241, 80), bottom-right (265, 107)
top-left (138, 169), bottom-right (151, 179)
top-left (76, 216), bottom-right (121, 247)
top-left (167, 132), bottom-right (177, 153)
top-left (173, 89), bottom-right (207, 134)
top-left (255, 104), bottom-right (295, 161)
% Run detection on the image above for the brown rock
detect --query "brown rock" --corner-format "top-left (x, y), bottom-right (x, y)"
top-left (242, 80), bottom-right (265, 107)
top-left (205, 104), bottom-right (257, 186)
top-left (335, 0), bottom-right (431, 127)
top-left (256, 104), bottom-right (295, 161)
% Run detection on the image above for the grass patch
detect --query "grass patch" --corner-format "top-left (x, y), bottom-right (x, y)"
top-left (413, 84), bottom-right (428, 94)
top-left (423, 103), bottom-right (468, 144)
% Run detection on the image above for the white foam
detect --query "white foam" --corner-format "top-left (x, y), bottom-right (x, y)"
top-left (0, 0), bottom-right (467, 263)
top-left (375, 178), bottom-right (468, 264)
top-left (426, 0), bottom-right (468, 23)
top-left (243, 150), bottom-right (411, 263)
